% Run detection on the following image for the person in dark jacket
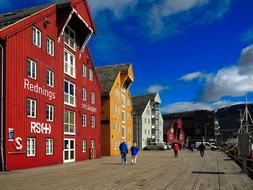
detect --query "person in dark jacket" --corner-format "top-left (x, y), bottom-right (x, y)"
top-left (119, 140), bottom-right (128, 165)
top-left (130, 143), bottom-right (139, 164)
top-left (198, 142), bottom-right (205, 157)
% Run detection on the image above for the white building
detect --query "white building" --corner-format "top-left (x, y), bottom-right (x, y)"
top-left (132, 93), bottom-right (163, 149)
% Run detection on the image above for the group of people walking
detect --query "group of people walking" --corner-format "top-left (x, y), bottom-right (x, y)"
top-left (119, 140), bottom-right (206, 165)
top-left (119, 140), bottom-right (139, 165)
top-left (173, 142), bottom-right (206, 158)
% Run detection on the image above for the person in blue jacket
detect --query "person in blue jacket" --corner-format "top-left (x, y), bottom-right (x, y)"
top-left (119, 140), bottom-right (128, 165)
top-left (130, 142), bottom-right (139, 164)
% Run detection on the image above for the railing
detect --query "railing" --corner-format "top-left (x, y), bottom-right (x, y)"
top-left (224, 147), bottom-right (253, 178)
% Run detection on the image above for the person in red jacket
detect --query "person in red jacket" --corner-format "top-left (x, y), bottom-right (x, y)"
top-left (173, 143), bottom-right (179, 158)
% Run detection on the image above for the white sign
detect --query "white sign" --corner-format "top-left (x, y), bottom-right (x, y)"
top-left (31, 122), bottom-right (52, 134)
top-left (24, 78), bottom-right (56, 100)
top-left (82, 103), bottom-right (97, 113)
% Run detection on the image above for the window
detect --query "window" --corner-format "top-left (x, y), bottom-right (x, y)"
top-left (32, 26), bottom-right (41, 48)
top-left (64, 110), bottom-right (75, 135)
top-left (91, 91), bottom-right (95, 104)
top-left (122, 126), bottom-right (126, 138)
top-left (46, 37), bottom-right (54, 56)
top-left (46, 104), bottom-right (54, 121)
top-left (113, 121), bottom-right (117, 131)
top-left (27, 59), bottom-right (37, 80)
top-left (64, 80), bottom-right (75, 106)
top-left (46, 139), bottom-right (53, 155)
top-left (122, 110), bottom-right (125, 122)
top-left (27, 138), bottom-right (36, 156)
top-left (82, 114), bottom-right (86, 127)
top-left (144, 118), bottom-right (147, 123)
top-left (46, 69), bottom-right (54, 87)
top-left (82, 64), bottom-right (87, 77)
top-left (89, 68), bottom-right (93, 81)
top-left (122, 94), bottom-right (125, 107)
top-left (144, 129), bottom-right (147, 135)
top-left (82, 140), bottom-right (87, 152)
top-left (91, 116), bottom-right (95, 128)
top-left (64, 26), bottom-right (75, 50)
top-left (27, 99), bottom-right (36, 118)
top-left (64, 49), bottom-right (75, 78)
top-left (91, 140), bottom-right (95, 148)
top-left (82, 88), bottom-right (87, 101)
top-left (114, 104), bottom-right (117, 114)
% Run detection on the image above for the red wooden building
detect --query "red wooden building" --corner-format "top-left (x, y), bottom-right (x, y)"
top-left (163, 118), bottom-right (185, 147)
top-left (0, 0), bottom-right (101, 171)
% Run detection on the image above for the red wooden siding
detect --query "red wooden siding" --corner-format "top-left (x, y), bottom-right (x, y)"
top-left (1, 0), bottom-right (101, 170)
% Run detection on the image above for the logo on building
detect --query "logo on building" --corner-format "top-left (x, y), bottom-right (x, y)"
top-left (24, 78), bottom-right (56, 100)
top-left (82, 103), bottom-right (97, 113)
top-left (14, 137), bottom-right (23, 151)
top-left (30, 122), bottom-right (52, 134)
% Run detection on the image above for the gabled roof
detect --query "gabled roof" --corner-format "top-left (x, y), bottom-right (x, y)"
top-left (132, 93), bottom-right (157, 115)
top-left (0, 0), bottom-right (96, 33)
top-left (0, 1), bottom-right (69, 29)
top-left (96, 63), bottom-right (131, 97)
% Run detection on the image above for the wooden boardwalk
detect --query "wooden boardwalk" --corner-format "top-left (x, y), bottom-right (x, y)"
top-left (0, 150), bottom-right (253, 190)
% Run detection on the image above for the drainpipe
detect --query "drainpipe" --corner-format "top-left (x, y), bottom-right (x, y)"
top-left (0, 43), bottom-right (5, 171)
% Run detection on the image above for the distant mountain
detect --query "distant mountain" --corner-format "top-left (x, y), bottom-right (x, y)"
top-left (215, 103), bottom-right (253, 141)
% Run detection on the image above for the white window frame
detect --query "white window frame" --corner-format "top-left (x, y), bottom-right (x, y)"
top-left (89, 68), bottom-right (93, 81)
top-left (91, 140), bottom-right (95, 148)
top-left (64, 80), bottom-right (76, 107)
top-left (91, 91), bottom-right (95, 104)
top-left (46, 69), bottom-right (54, 87)
top-left (82, 114), bottom-right (87, 127)
top-left (64, 25), bottom-right (76, 50)
top-left (46, 104), bottom-right (54, 122)
top-left (91, 116), bottom-right (95, 128)
top-left (27, 99), bottom-right (36, 118)
top-left (122, 126), bottom-right (126, 139)
top-left (32, 26), bottom-right (41, 48)
top-left (27, 138), bottom-right (36, 157)
top-left (64, 49), bottom-right (76, 78)
top-left (64, 110), bottom-right (75, 135)
top-left (27, 59), bottom-right (37, 80)
top-left (82, 87), bottom-right (87, 101)
top-left (46, 37), bottom-right (55, 56)
top-left (122, 110), bottom-right (125, 123)
top-left (82, 64), bottom-right (87, 77)
top-left (46, 139), bottom-right (53, 155)
top-left (82, 140), bottom-right (87, 152)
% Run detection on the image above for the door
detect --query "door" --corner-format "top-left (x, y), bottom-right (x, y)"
top-left (64, 139), bottom-right (75, 163)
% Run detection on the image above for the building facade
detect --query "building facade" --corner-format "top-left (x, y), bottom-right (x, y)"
top-left (132, 93), bottom-right (163, 149)
top-left (0, 0), bottom-right (101, 171)
top-left (163, 118), bottom-right (185, 147)
top-left (163, 110), bottom-right (214, 144)
top-left (96, 64), bottom-right (134, 156)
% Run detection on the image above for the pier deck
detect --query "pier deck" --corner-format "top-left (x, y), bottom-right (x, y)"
top-left (0, 150), bottom-right (253, 190)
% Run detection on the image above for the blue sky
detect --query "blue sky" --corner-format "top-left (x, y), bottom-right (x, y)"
top-left (1, 0), bottom-right (253, 113)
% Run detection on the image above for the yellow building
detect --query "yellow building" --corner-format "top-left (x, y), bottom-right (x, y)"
top-left (96, 64), bottom-right (134, 156)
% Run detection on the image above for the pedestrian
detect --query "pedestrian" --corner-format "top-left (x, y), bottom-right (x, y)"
top-left (130, 142), bottom-right (139, 164)
top-left (198, 142), bottom-right (205, 157)
top-left (190, 143), bottom-right (195, 152)
top-left (119, 140), bottom-right (128, 165)
top-left (173, 143), bottom-right (179, 158)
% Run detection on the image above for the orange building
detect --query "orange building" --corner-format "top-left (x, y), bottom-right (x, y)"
top-left (96, 64), bottom-right (134, 156)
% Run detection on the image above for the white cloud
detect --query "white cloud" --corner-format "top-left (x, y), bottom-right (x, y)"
top-left (147, 85), bottom-right (170, 93)
top-left (88, 0), bottom-right (137, 18)
top-left (161, 100), bottom-right (241, 114)
top-left (179, 71), bottom-right (211, 81)
top-left (161, 101), bottom-right (212, 113)
top-left (202, 66), bottom-right (253, 101)
top-left (238, 44), bottom-right (253, 75)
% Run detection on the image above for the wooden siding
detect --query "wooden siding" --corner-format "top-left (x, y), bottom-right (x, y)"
top-left (2, 0), bottom-right (101, 170)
